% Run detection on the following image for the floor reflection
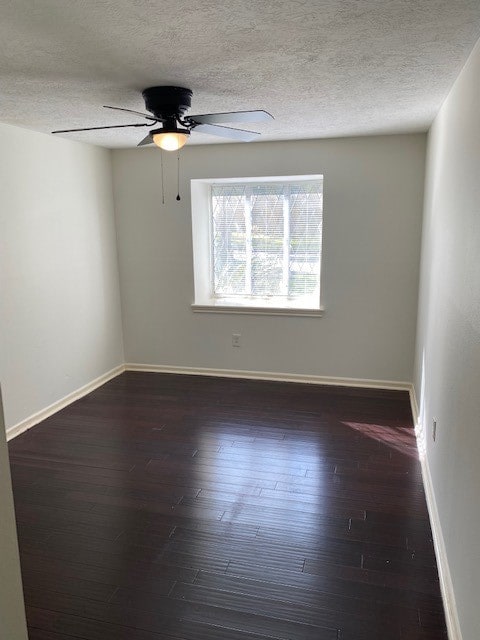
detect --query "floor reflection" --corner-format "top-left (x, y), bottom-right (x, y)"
top-left (341, 421), bottom-right (418, 458)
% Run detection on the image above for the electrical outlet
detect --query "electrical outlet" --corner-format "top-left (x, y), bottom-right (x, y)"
top-left (432, 419), bottom-right (437, 442)
top-left (232, 333), bottom-right (241, 347)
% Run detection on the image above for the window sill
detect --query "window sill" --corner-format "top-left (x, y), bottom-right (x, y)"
top-left (191, 303), bottom-right (324, 317)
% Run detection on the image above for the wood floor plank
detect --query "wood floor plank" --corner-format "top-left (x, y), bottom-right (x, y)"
top-left (8, 371), bottom-right (447, 640)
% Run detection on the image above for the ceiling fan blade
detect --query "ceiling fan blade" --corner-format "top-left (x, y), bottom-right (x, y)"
top-left (137, 133), bottom-right (154, 146)
top-left (52, 123), bottom-right (151, 134)
top-left (103, 105), bottom-right (163, 122)
top-left (192, 123), bottom-right (260, 141)
top-left (188, 110), bottom-right (273, 125)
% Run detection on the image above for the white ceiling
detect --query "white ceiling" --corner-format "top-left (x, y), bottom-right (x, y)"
top-left (1, 0), bottom-right (480, 148)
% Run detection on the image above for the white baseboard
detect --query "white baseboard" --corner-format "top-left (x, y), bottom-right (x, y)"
top-left (6, 363), bottom-right (409, 442)
top-left (408, 383), bottom-right (426, 457)
top-left (6, 364), bottom-right (125, 441)
top-left (125, 362), bottom-right (412, 391)
top-left (410, 386), bottom-right (462, 640)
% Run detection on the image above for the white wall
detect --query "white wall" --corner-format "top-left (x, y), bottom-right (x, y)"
top-left (414, 38), bottom-right (480, 640)
top-left (113, 134), bottom-right (425, 382)
top-left (0, 123), bottom-right (124, 432)
top-left (0, 388), bottom-right (28, 639)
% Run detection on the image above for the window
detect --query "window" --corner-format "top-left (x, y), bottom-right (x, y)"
top-left (191, 175), bottom-right (324, 316)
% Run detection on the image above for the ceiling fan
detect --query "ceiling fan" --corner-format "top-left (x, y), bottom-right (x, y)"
top-left (52, 86), bottom-right (274, 150)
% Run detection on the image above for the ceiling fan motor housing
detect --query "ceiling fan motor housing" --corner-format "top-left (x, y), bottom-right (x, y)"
top-left (142, 86), bottom-right (193, 121)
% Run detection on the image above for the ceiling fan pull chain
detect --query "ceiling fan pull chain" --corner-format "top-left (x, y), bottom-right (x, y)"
top-left (161, 148), bottom-right (165, 205)
top-left (176, 150), bottom-right (181, 201)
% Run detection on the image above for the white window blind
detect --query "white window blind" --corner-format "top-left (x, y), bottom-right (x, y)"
top-left (211, 179), bottom-right (323, 304)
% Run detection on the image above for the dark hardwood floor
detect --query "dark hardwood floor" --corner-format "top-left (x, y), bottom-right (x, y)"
top-left (8, 372), bottom-right (447, 640)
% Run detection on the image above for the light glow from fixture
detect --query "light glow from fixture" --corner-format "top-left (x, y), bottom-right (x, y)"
top-left (152, 130), bottom-right (190, 151)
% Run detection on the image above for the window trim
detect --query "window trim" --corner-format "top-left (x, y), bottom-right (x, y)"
top-left (191, 175), bottom-right (324, 317)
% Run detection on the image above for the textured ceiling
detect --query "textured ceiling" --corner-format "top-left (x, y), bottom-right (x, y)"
top-left (1, 0), bottom-right (480, 148)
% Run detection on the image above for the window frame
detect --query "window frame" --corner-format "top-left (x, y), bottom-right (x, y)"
top-left (191, 175), bottom-right (325, 317)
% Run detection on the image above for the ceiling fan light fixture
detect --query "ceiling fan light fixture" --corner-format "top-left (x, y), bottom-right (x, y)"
top-left (152, 128), bottom-right (190, 151)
